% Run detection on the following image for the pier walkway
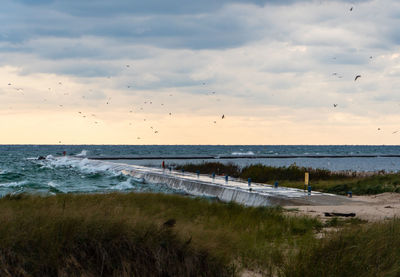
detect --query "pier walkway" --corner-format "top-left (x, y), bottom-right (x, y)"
top-left (77, 157), bottom-right (357, 207)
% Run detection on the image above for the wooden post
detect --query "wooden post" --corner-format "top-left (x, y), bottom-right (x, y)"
top-left (304, 172), bottom-right (309, 192)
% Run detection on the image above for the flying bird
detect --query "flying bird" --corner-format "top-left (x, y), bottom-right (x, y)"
top-left (222, 114), bottom-right (225, 119)
top-left (350, 6), bottom-right (353, 11)
top-left (354, 75), bottom-right (361, 81)
top-left (333, 104), bottom-right (338, 107)
top-left (392, 131), bottom-right (399, 134)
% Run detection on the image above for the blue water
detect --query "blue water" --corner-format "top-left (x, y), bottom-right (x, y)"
top-left (1, 145), bottom-right (400, 197)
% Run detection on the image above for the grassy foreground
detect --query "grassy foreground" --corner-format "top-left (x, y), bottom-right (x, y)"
top-left (176, 162), bottom-right (400, 195)
top-left (1, 193), bottom-right (400, 276)
top-left (0, 192), bottom-right (320, 276)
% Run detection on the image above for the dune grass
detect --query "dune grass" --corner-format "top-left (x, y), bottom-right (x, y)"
top-left (1, 193), bottom-right (400, 276)
top-left (279, 173), bottom-right (400, 195)
top-left (176, 162), bottom-right (400, 195)
top-left (0, 193), bottom-right (322, 276)
top-left (284, 218), bottom-right (400, 277)
top-left (0, 195), bottom-right (232, 277)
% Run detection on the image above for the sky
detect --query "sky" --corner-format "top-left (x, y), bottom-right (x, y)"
top-left (1, 0), bottom-right (400, 145)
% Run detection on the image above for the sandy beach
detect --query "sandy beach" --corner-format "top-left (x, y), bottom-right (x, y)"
top-left (286, 192), bottom-right (400, 221)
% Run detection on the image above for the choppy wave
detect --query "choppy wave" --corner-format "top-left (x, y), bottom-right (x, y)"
top-left (0, 181), bottom-right (28, 188)
top-left (0, 171), bottom-right (25, 182)
top-left (44, 157), bottom-right (118, 175)
top-left (112, 179), bottom-right (134, 190)
top-left (2, 156), bottom-right (179, 196)
top-left (75, 150), bottom-right (88, 157)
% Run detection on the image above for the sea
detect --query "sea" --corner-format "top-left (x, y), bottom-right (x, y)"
top-left (2, 145), bottom-right (400, 197)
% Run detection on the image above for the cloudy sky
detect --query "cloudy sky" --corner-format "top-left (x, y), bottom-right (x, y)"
top-left (1, 0), bottom-right (399, 144)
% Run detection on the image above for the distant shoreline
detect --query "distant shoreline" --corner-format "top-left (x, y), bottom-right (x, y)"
top-left (87, 154), bottom-right (400, 160)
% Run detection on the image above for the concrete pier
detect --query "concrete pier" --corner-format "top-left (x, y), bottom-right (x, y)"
top-left (58, 157), bottom-right (356, 207)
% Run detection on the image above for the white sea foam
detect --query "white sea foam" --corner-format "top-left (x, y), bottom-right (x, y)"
top-left (112, 179), bottom-right (134, 190)
top-left (76, 150), bottom-right (88, 157)
top-left (0, 181), bottom-right (27, 188)
top-left (26, 157), bottom-right (38, 160)
top-left (232, 151), bottom-right (254, 156)
top-left (46, 156), bottom-right (121, 176)
top-left (48, 181), bottom-right (59, 188)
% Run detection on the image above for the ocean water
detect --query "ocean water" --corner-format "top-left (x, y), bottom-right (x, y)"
top-left (1, 145), bottom-right (400, 197)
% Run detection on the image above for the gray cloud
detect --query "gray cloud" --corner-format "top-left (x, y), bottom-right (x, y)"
top-left (0, 0), bottom-right (399, 114)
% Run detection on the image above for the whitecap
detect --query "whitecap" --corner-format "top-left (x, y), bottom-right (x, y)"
top-left (232, 151), bottom-right (254, 156)
top-left (48, 181), bottom-right (59, 188)
top-left (45, 156), bottom-right (120, 176)
top-left (112, 179), bottom-right (134, 190)
top-left (76, 150), bottom-right (88, 157)
top-left (0, 180), bottom-right (28, 188)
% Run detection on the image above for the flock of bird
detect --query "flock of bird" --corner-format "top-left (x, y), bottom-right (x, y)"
top-left (330, 5), bottom-right (396, 134)
top-left (5, 5), bottom-right (396, 142)
top-left (5, 63), bottom-right (226, 143)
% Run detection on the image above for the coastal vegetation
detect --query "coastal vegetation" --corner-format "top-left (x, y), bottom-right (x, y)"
top-left (175, 162), bottom-right (400, 195)
top-left (0, 192), bottom-right (399, 276)
top-left (284, 218), bottom-right (400, 277)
